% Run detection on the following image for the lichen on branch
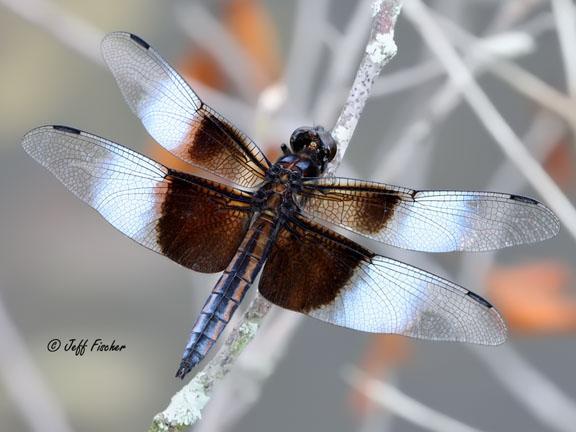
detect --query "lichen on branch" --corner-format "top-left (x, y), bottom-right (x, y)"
top-left (148, 1), bottom-right (403, 430)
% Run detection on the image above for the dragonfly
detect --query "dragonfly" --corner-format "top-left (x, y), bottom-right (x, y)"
top-left (22, 32), bottom-right (560, 379)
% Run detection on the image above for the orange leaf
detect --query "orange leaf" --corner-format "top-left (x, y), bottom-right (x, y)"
top-left (487, 261), bottom-right (576, 334)
top-left (148, 0), bottom-right (281, 168)
top-left (544, 136), bottom-right (574, 188)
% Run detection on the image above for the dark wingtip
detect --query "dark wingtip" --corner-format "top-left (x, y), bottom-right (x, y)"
top-left (129, 33), bottom-right (150, 49)
top-left (509, 194), bottom-right (560, 240)
top-left (466, 290), bottom-right (493, 309)
top-left (52, 125), bottom-right (81, 135)
top-left (509, 194), bottom-right (539, 205)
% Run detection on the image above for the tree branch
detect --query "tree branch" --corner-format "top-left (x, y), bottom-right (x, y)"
top-left (148, 1), bottom-right (403, 430)
top-left (551, 0), bottom-right (576, 97)
top-left (343, 367), bottom-right (486, 432)
top-left (432, 11), bottom-right (576, 135)
top-left (327, 0), bottom-right (402, 175)
top-left (404, 0), bottom-right (576, 244)
top-left (0, 0), bottom-right (104, 64)
top-left (0, 291), bottom-right (75, 432)
top-left (174, 2), bottom-right (264, 102)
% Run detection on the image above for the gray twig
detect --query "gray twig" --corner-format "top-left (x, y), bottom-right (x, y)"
top-left (404, 0), bottom-right (576, 244)
top-left (148, 2), bottom-right (403, 430)
top-left (343, 366), bottom-right (486, 432)
top-left (0, 290), bottom-right (75, 432)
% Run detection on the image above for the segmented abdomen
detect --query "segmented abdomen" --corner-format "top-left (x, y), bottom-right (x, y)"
top-left (176, 216), bottom-right (278, 378)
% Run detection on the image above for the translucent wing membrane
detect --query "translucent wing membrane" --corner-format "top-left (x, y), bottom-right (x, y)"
top-left (298, 177), bottom-right (560, 252)
top-left (260, 216), bottom-right (507, 344)
top-left (22, 126), bottom-right (253, 273)
top-left (101, 32), bottom-right (270, 188)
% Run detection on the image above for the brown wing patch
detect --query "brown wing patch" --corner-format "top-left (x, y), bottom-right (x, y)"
top-left (101, 32), bottom-right (271, 189)
top-left (170, 106), bottom-right (270, 188)
top-left (259, 216), bottom-right (374, 313)
top-left (21, 125), bottom-right (254, 274)
top-left (259, 215), bottom-right (507, 344)
top-left (157, 169), bottom-right (253, 273)
top-left (299, 177), bottom-right (559, 253)
top-left (298, 178), bottom-right (403, 235)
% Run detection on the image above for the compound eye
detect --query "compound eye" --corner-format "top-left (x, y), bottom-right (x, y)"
top-left (317, 128), bottom-right (337, 162)
top-left (290, 127), bottom-right (312, 153)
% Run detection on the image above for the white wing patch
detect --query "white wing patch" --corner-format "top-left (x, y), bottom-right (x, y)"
top-left (22, 125), bottom-right (168, 245)
top-left (300, 178), bottom-right (560, 252)
top-left (101, 32), bottom-right (199, 153)
top-left (309, 256), bottom-right (506, 345)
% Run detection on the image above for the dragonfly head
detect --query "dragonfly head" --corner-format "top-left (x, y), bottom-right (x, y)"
top-left (289, 126), bottom-right (337, 173)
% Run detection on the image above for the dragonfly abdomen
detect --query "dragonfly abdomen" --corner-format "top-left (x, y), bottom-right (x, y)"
top-left (176, 216), bottom-right (278, 379)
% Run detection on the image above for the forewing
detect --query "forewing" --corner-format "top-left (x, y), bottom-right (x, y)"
top-left (101, 31), bottom-right (270, 188)
top-left (297, 177), bottom-right (559, 252)
top-left (259, 216), bottom-right (506, 344)
top-left (22, 126), bottom-right (253, 273)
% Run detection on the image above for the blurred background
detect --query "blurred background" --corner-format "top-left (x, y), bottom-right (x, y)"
top-left (1, 0), bottom-right (575, 431)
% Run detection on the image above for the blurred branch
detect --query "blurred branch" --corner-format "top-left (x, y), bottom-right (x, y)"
top-left (410, 109), bottom-right (576, 432)
top-left (382, 10), bottom-right (576, 426)
top-left (0, 291), bottom-right (75, 432)
top-left (148, 2), bottom-right (403, 430)
top-left (343, 367), bottom-right (486, 432)
top-left (551, 0), bottom-right (576, 97)
top-left (372, 58), bottom-right (440, 97)
top-left (365, 3), bottom-right (576, 429)
top-left (372, 6), bottom-right (559, 181)
top-left (487, 111), bottom-right (567, 194)
top-left (517, 10), bottom-right (555, 35)
top-left (404, 0), bottom-right (576, 243)
top-left (174, 2), bottom-right (264, 101)
top-left (373, 27), bottom-right (544, 98)
top-left (194, 85), bottom-right (297, 432)
top-left (195, 310), bottom-right (302, 432)
top-left (457, 110), bottom-right (576, 432)
top-left (380, 112), bottom-right (576, 432)
top-left (1, 0), bottom-right (256, 130)
top-left (312, 1), bottom-right (373, 123)
top-left (283, 0), bottom-right (331, 113)
top-left (488, 0), bottom-right (546, 32)
top-left (472, 345), bottom-right (576, 432)
top-left (326, 0), bottom-right (403, 175)
top-left (9, 2), bottom-right (571, 432)
top-left (372, 8), bottom-right (557, 102)
top-left (433, 12), bottom-right (576, 135)
top-left (0, 0), bottom-right (104, 64)
top-left (197, 3), bottom-right (409, 427)
top-left (374, 41), bottom-right (517, 181)
top-left (363, 110), bottom-right (576, 432)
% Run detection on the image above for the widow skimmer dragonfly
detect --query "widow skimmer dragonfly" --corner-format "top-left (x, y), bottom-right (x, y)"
top-left (23, 32), bottom-right (559, 379)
